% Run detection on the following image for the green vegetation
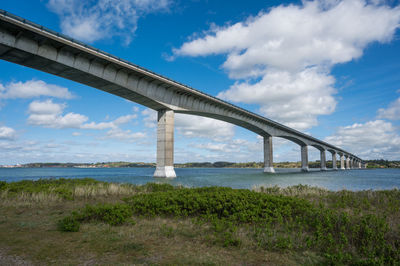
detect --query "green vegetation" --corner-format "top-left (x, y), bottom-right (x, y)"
top-left (4, 159), bottom-right (399, 169)
top-left (365, 159), bottom-right (400, 168)
top-left (1, 179), bottom-right (399, 265)
top-left (17, 161), bottom-right (155, 168)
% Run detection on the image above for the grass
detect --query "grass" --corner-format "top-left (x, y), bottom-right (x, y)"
top-left (0, 179), bottom-right (399, 265)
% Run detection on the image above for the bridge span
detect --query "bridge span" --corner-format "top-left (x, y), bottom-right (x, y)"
top-left (0, 10), bottom-right (365, 178)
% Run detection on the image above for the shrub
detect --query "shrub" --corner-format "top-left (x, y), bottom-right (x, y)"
top-left (74, 203), bottom-right (133, 226)
top-left (57, 185), bottom-right (399, 263)
top-left (124, 186), bottom-right (313, 223)
top-left (58, 203), bottom-right (133, 232)
top-left (0, 181), bottom-right (6, 190)
top-left (3, 178), bottom-right (100, 199)
top-left (58, 216), bottom-right (80, 232)
top-left (123, 186), bottom-right (399, 263)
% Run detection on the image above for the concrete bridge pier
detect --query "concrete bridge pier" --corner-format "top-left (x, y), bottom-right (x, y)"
top-left (346, 156), bottom-right (350, 170)
top-left (320, 150), bottom-right (327, 171)
top-left (301, 145), bottom-right (309, 172)
top-left (331, 151), bottom-right (338, 170)
top-left (340, 154), bottom-right (345, 170)
top-left (263, 136), bottom-right (275, 173)
top-left (153, 109), bottom-right (177, 178)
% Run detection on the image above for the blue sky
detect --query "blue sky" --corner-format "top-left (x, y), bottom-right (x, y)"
top-left (0, 0), bottom-right (400, 164)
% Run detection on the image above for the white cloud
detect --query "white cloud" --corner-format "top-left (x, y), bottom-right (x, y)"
top-left (377, 97), bottom-right (400, 120)
top-left (0, 126), bottom-right (16, 140)
top-left (141, 108), bottom-right (157, 128)
top-left (140, 109), bottom-right (234, 141)
top-left (47, 0), bottom-right (172, 44)
top-left (81, 114), bottom-right (137, 129)
top-left (28, 99), bottom-right (65, 114)
top-left (175, 114), bottom-right (234, 141)
top-left (194, 143), bottom-right (228, 152)
top-left (27, 100), bottom-right (88, 129)
top-left (325, 120), bottom-right (400, 159)
top-left (104, 128), bottom-right (146, 142)
top-left (218, 68), bottom-right (337, 130)
top-left (27, 99), bottom-right (137, 130)
top-left (0, 80), bottom-right (73, 99)
top-left (173, 0), bottom-right (400, 130)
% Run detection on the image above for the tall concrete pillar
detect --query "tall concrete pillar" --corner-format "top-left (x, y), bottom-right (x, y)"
top-left (358, 161), bottom-right (361, 169)
top-left (263, 136), bottom-right (275, 173)
top-left (346, 156), bottom-right (350, 170)
top-left (153, 109), bottom-right (176, 178)
top-left (331, 151), bottom-right (338, 170)
top-left (340, 154), bottom-right (345, 170)
top-left (320, 150), bottom-right (327, 171)
top-left (301, 145), bottom-right (309, 172)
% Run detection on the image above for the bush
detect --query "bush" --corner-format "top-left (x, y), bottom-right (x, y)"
top-left (123, 186), bottom-right (399, 263)
top-left (0, 181), bottom-right (6, 190)
top-left (74, 203), bottom-right (133, 226)
top-left (58, 216), bottom-right (80, 232)
top-left (124, 186), bottom-right (313, 223)
top-left (58, 203), bottom-right (133, 232)
top-left (57, 185), bottom-right (399, 263)
top-left (3, 178), bottom-right (100, 199)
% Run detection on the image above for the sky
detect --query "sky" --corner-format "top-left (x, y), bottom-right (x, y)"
top-left (0, 0), bottom-right (400, 164)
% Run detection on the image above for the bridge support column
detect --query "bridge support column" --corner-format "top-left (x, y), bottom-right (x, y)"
top-left (331, 151), bottom-right (338, 170)
top-left (263, 136), bottom-right (275, 173)
top-left (301, 145), bottom-right (309, 172)
top-left (340, 154), bottom-right (345, 170)
top-left (346, 156), bottom-right (350, 170)
top-left (358, 161), bottom-right (361, 169)
top-left (153, 109), bottom-right (176, 178)
top-left (320, 150), bottom-right (327, 171)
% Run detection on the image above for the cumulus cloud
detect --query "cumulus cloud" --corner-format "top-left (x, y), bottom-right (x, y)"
top-left (0, 126), bottom-right (16, 140)
top-left (377, 97), bottom-right (400, 120)
top-left (175, 114), bottom-right (234, 141)
top-left (0, 80), bottom-right (73, 99)
top-left (27, 99), bottom-right (137, 130)
top-left (81, 114), bottom-right (137, 129)
top-left (104, 128), bottom-right (146, 142)
top-left (141, 108), bottom-right (157, 128)
top-left (325, 120), bottom-right (400, 159)
top-left (28, 100), bottom-right (88, 129)
top-left (141, 109), bottom-right (235, 141)
top-left (47, 0), bottom-right (172, 44)
top-left (218, 68), bottom-right (337, 129)
top-left (173, 0), bottom-right (400, 130)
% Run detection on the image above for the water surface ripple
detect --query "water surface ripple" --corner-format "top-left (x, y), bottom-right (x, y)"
top-left (1, 167), bottom-right (400, 191)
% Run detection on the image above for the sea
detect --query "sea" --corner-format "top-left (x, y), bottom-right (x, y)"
top-left (1, 167), bottom-right (400, 191)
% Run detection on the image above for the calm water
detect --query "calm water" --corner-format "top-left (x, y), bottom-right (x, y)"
top-left (1, 167), bottom-right (400, 191)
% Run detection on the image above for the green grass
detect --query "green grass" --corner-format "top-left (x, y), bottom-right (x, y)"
top-left (1, 179), bottom-right (400, 265)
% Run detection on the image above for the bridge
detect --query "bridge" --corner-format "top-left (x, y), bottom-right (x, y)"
top-left (0, 10), bottom-right (365, 178)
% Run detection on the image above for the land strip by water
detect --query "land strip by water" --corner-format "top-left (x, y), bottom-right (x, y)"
top-left (2, 159), bottom-right (399, 168)
top-left (0, 178), bottom-right (399, 265)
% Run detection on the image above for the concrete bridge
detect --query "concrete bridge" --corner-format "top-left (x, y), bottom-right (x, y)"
top-left (0, 10), bottom-right (365, 178)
